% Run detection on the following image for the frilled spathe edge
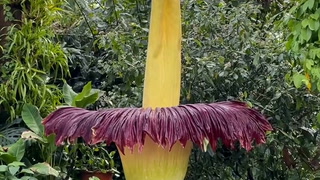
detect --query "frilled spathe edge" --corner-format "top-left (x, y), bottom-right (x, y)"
top-left (43, 101), bottom-right (272, 154)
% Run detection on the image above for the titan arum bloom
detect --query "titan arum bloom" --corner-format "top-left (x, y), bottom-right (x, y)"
top-left (43, 0), bottom-right (272, 179)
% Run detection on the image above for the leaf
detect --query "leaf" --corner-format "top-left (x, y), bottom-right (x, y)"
top-left (293, 73), bottom-right (307, 88)
top-left (71, 82), bottom-right (102, 108)
top-left (9, 166), bottom-right (19, 175)
top-left (74, 92), bottom-right (99, 108)
top-left (73, 82), bottom-right (93, 106)
top-left (301, 19), bottom-right (309, 28)
top-left (7, 139), bottom-right (25, 162)
top-left (45, 134), bottom-right (57, 152)
top-left (309, 20), bottom-right (320, 30)
top-left (317, 113), bottom-right (320, 123)
top-left (21, 168), bottom-right (35, 174)
top-left (311, 13), bottom-right (320, 19)
top-left (302, 18), bottom-right (320, 30)
top-left (0, 152), bottom-right (16, 164)
top-left (29, 163), bottom-right (59, 177)
top-left (21, 104), bottom-right (44, 135)
top-left (301, 28), bottom-right (312, 41)
top-left (21, 131), bottom-right (46, 143)
top-left (20, 176), bottom-right (37, 180)
top-left (63, 83), bottom-right (78, 106)
top-left (305, 59), bottom-right (314, 70)
top-left (289, 4), bottom-right (299, 14)
top-left (8, 161), bottom-right (25, 167)
top-left (300, 127), bottom-right (316, 137)
top-left (0, 165), bottom-right (7, 172)
top-left (302, 0), bottom-right (315, 11)
top-left (309, 48), bottom-right (318, 59)
top-left (278, 129), bottom-right (299, 143)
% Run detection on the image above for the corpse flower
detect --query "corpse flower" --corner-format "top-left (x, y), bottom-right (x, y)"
top-left (43, 0), bottom-right (273, 179)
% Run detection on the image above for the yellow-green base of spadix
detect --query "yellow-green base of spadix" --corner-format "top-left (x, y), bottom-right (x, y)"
top-left (119, 137), bottom-right (193, 180)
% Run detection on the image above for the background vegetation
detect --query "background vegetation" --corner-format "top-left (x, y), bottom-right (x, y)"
top-left (1, 0), bottom-right (320, 179)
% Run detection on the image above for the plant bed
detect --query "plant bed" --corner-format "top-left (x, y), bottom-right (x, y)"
top-left (64, 142), bottom-right (119, 179)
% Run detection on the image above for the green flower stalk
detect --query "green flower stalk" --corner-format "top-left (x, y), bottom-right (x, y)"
top-left (43, 0), bottom-right (273, 179)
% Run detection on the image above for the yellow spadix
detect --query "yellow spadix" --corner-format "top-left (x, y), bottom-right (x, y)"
top-left (119, 0), bottom-right (193, 179)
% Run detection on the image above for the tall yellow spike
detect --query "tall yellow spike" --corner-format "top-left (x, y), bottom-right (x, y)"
top-left (119, 0), bottom-right (193, 179)
top-left (142, 0), bottom-right (182, 108)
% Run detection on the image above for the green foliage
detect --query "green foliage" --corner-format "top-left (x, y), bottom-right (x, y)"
top-left (0, 139), bottom-right (58, 179)
top-left (58, 0), bottom-right (146, 108)
top-left (179, 1), bottom-right (320, 179)
top-left (0, 1), bottom-right (70, 178)
top-left (7, 139), bottom-right (25, 162)
top-left (64, 143), bottom-right (118, 174)
top-left (285, 0), bottom-right (320, 91)
top-left (0, 0), bottom-right (69, 121)
top-left (21, 104), bottom-right (44, 135)
top-left (63, 81), bottom-right (103, 108)
top-left (59, 82), bottom-right (119, 178)
top-left (20, 104), bottom-right (57, 166)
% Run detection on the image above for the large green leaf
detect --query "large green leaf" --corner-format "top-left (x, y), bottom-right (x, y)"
top-left (74, 92), bottom-right (99, 108)
top-left (7, 139), bottom-right (25, 162)
top-left (8, 161), bottom-right (25, 167)
top-left (21, 104), bottom-right (44, 135)
top-left (0, 152), bottom-right (16, 164)
top-left (63, 83), bottom-right (78, 106)
top-left (29, 163), bottom-right (59, 177)
top-left (73, 81), bottom-right (93, 105)
top-left (71, 82), bottom-right (102, 108)
top-left (8, 166), bottom-right (19, 175)
top-left (0, 165), bottom-right (7, 172)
